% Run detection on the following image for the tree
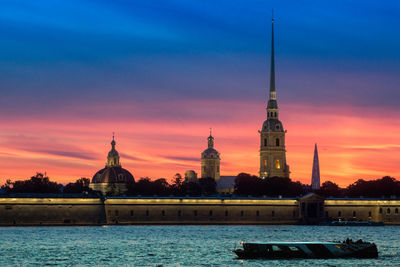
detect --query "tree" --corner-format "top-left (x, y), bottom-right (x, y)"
top-left (134, 177), bottom-right (154, 196)
top-left (199, 177), bottom-right (217, 195)
top-left (318, 181), bottom-right (343, 197)
top-left (152, 178), bottom-right (170, 196)
top-left (63, 178), bottom-right (91, 194)
top-left (1, 173), bottom-right (61, 194)
top-left (234, 173), bottom-right (263, 196)
top-left (346, 176), bottom-right (400, 198)
top-left (181, 182), bottom-right (202, 196)
top-left (170, 173), bottom-right (183, 196)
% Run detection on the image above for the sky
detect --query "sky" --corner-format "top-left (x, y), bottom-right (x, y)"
top-left (0, 0), bottom-right (399, 187)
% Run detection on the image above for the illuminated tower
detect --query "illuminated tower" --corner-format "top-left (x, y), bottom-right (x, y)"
top-left (311, 144), bottom-right (320, 190)
top-left (259, 17), bottom-right (290, 178)
top-left (201, 129), bottom-right (220, 180)
top-left (107, 133), bottom-right (120, 167)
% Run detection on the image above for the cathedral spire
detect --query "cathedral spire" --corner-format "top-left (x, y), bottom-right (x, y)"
top-left (270, 14), bottom-right (276, 96)
top-left (311, 143), bottom-right (320, 190)
top-left (267, 14), bottom-right (278, 118)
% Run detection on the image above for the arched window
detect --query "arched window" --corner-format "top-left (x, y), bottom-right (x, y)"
top-left (395, 208), bottom-right (399, 214)
top-left (379, 208), bottom-right (383, 214)
top-left (338, 211), bottom-right (341, 217)
top-left (264, 138), bottom-right (267, 146)
top-left (209, 210), bottom-right (213, 216)
top-left (368, 211), bottom-right (372, 217)
top-left (353, 211), bottom-right (356, 217)
top-left (387, 208), bottom-right (391, 214)
top-left (276, 138), bottom-right (280, 146)
top-left (272, 210), bottom-right (275, 217)
top-left (276, 160), bottom-right (280, 169)
top-left (225, 210), bottom-right (228, 216)
top-left (274, 112), bottom-right (277, 117)
top-left (256, 210), bottom-right (260, 217)
top-left (264, 159), bottom-right (267, 168)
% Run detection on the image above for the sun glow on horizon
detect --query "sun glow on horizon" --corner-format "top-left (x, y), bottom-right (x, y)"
top-left (0, 100), bottom-right (399, 188)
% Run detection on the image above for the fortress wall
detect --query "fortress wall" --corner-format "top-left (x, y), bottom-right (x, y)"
top-left (325, 199), bottom-right (400, 224)
top-left (104, 198), bottom-right (299, 225)
top-left (0, 198), bottom-right (106, 226)
top-left (1, 197), bottom-right (400, 225)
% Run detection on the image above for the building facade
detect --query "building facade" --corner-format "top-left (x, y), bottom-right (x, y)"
top-left (201, 132), bottom-right (220, 180)
top-left (259, 18), bottom-right (290, 178)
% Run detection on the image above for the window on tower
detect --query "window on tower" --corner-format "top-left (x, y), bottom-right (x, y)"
top-left (264, 159), bottom-right (267, 168)
top-left (264, 139), bottom-right (267, 146)
top-left (276, 160), bottom-right (280, 169)
top-left (276, 138), bottom-right (280, 146)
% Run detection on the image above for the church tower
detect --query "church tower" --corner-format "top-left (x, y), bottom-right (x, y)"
top-left (201, 130), bottom-right (220, 180)
top-left (259, 17), bottom-right (290, 178)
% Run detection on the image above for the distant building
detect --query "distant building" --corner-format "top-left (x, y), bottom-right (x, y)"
top-left (201, 131), bottom-right (220, 180)
top-left (259, 18), bottom-right (290, 179)
top-left (311, 144), bottom-right (321, 190)
top-left (90, 135), bottom-right (135, 195)
top-left (184, 170), bottom-right (198, 183)
top-left (216, 176), bottom-right (236, 194)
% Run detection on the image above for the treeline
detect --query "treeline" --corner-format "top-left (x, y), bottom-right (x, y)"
top-left (0, 173), bottom-right (217, 197)
top-left (0, 173), bottom-right (92, 195)
top-left (234, 173), bottom-right (306, 197)
top-left (124, 174), bottom-right (217, 197)
top-left (2, 172), bottom-right (400, 198)
top-left (317, 176), bottom-right (400, 198)
top-left (234, 173), bottom-right (400, 198)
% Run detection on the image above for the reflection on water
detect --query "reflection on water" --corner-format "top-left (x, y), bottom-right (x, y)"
top-left (0, 225), bottom-right (399, 266)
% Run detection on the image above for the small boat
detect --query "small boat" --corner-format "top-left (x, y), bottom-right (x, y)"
top-left (326, 220), bottom-right (384, 226)
top-left (234, 239), bottom-right (378, 259)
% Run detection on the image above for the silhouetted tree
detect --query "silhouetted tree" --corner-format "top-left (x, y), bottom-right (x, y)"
top-left (134, 177), bottom-right (155, 196)
top-left (1, 173), bottom-right (61, 194)
top-left (199, 177), bottom-right (217, 195)
top-left (170, 173), bottom-right (184, 196)
top-left (346, 176), bottom-right (400, 198)
top-left (234, 173), bottom-right (263, 196)
top-left (152, 178), bottom-right (170, 196)
top-left (63, 178), bottom-right (91, 194)
top-left (182, 182), bottom-right (202, 196)
top-left (318, 181), bottom-right (343, 197)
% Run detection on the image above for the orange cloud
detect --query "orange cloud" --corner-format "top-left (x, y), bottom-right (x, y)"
top-left (0, 100), bottom-right (399, 187)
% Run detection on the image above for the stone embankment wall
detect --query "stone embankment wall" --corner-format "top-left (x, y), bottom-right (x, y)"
top-left (1, 197), bottom-right (400, 226)
top-left (325, 199), bottom-right (400, 225)
top-left (104, 198), bottom-right (299, 225)
top-left (0, 198), bottom-right (106, 226)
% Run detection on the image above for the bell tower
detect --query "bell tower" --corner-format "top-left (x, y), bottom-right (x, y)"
top-left (201, 129), bottom-right (221, 180)
top-left (259, 17), bottom-right (290, 178)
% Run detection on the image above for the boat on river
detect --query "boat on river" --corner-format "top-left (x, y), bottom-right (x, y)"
top-left (234, 239), bottom-right (378, 259)
top-left (323, 220), bottom-right (384, 226)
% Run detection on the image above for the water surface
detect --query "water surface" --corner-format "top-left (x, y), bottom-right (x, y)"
top-left (0, 225), bottom-right (398, 266)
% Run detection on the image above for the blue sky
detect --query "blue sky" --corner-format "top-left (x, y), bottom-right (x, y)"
top-left (1, 0), bottom-right (399, 114)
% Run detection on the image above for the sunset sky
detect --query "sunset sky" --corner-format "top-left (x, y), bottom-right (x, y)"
top-left (1, 1), bottom-right (399, 186)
